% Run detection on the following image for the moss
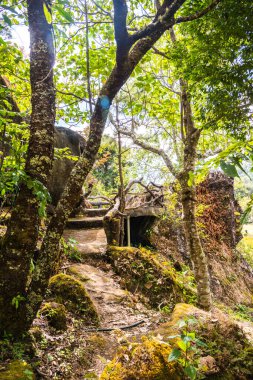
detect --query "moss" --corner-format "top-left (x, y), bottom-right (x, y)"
top-left (100, 337), bottom-right (183, 380)
top-left (40, 302), bottom-right (67, 331)
top-left (155, 303), bottom-right (253, 379)
top-left (107, 246), bottom-right (196, 308)
top-left (0, 360), bottom-right (35, 380)
top-left (48, 273), bottom-right (99, 325)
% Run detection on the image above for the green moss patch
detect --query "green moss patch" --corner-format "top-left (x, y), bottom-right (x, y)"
top-left (48, 273), bottom-right (99, 325)
top-left (100, 337), bottom-right (183, 380)
top-left (0, 360), bottom-right (35, 380)
top-left (107, 246), bottom-right (196, 308)
top-left (40, 302), bottom-right (67, 331)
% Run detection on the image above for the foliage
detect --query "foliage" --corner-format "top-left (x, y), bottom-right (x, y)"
top-left (168, 317), bottom-right (206, 380)
top-left (61, 237), bottom-right (82, 262)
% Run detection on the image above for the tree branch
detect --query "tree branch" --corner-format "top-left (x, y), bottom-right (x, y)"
top-left (119, 128), bottom-right (178, 179)
top-left (175, 0), bottom-right (221, 24)
top-left (129, 0), bottom-right (186, 45)
top-left (113, 0), bottom-right (130, 64)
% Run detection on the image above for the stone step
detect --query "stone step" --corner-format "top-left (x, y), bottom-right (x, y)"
top-left (84, 208), bottom-right (108, 217)
top-left (66, 216), bottom-right (104, 229)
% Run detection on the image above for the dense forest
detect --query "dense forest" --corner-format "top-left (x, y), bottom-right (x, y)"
top-left (0, 0), bottom-right (253, 379)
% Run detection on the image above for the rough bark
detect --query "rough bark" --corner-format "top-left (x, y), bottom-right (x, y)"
top-left (0, 0), bottom-right (55, 336)
top-left (172, 77), bottom-right (211, 310)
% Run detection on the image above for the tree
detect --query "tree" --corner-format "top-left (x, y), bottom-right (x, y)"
top-left (0, 0), bottom-right (222, 336)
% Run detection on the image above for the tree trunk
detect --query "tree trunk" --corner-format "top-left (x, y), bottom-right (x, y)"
top-left (0, 0), bottom-right (55, 336)
top-left (179, 80), bottom-right (212, 310)
top-left (180, 178), bottom-right (212, 310)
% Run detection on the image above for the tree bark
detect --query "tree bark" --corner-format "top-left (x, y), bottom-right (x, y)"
top-left (0, 0), bottom-right (55, 336)
top-left (178, 80), bottom-right (211, 310)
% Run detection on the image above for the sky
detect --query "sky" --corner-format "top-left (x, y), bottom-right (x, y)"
top-left (12, 25), bottom-right (30, 55)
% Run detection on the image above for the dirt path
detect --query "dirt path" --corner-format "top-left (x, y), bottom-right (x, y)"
top-left (40, 229), bottom-right (165, 380)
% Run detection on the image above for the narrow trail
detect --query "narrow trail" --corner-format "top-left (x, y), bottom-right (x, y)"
top-left (61, 227), bottom-right (163, 378)
top-left (63, 227), bottom-right (162, 335)
top-left (34, 223), bottom-right (253, 379)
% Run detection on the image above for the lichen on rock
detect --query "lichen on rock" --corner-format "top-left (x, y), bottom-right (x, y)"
top-left (155, 303), bottom-right (253, 379)
top-left (48, 273), bottom-right (99, 325)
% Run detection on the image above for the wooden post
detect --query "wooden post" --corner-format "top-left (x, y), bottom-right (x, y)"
top-left (127, 215), bottom-right (131, 247)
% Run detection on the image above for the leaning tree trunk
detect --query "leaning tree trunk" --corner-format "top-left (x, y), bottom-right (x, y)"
top-left (0, 0), bottom-right (55, 336)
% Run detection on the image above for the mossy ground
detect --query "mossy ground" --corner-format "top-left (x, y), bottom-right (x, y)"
top-left (101, 303), bottom-right (253, 380)
top-left (155, 303), bottom-right (253, 379)
top-left (0, 360), bottom-right (35, 380)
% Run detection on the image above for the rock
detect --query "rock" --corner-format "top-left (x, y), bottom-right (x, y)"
top-left (101, 303), bottom-right (253, 380)
top-left (0, 360), bottom-right (35, 380)
top-left (107, 246), bottom-right (196, 308)
top-left (199, 355), bottom-right (219, 375)
top-left (48, 126), bottom-right (86, 206)
top-left (100, 337), bottom-right (183, 380)
top-left (40, 302), bottom-right (67, 331)
top-left (48, 273), bottom-right (99, 325)
top-left (150, 172), bottom-right (253, 306)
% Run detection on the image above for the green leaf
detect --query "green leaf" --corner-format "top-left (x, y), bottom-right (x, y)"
top-left (1, 5), bottom-right (19, 15)
top-left (178, 319), bottom-right (186, 328)
top-left (220, 160), bottom-right (239, 178)
top-left (168, 348), bottom-right (181, 362)
top-left (177, 340), bottom-right (188, 352)
top-left (187, 171), bottom-right (195, 187)
top-left (3, 14), bottom-right (12, 27)
top-left (55, 5), bottom-right (74, 23)
top-left (184, 364), bottom-right (197, 380)
top-left (43, 2), bottom-right (52, 24)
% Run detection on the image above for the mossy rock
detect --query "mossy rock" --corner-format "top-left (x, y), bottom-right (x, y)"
top-left (107, 246), bottom-right (196, 308)
top-left (0, 360), bottom-right (35, 380)
top-left (155, 303), bottom-right (253, 379)
top-left (48, 273), bottom-right (99, 325)
top-left (40, 302), bottom-right (67, 331)
top-left (100, 337), bottom-right (183, 380)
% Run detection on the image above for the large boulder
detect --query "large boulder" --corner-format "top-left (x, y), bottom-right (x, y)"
top-left (47, 127), bottom-right (86, 205)
top-left (48, 273), bottom-right (99, 325)
top-left (107, 246), bottom-right (196, 308)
